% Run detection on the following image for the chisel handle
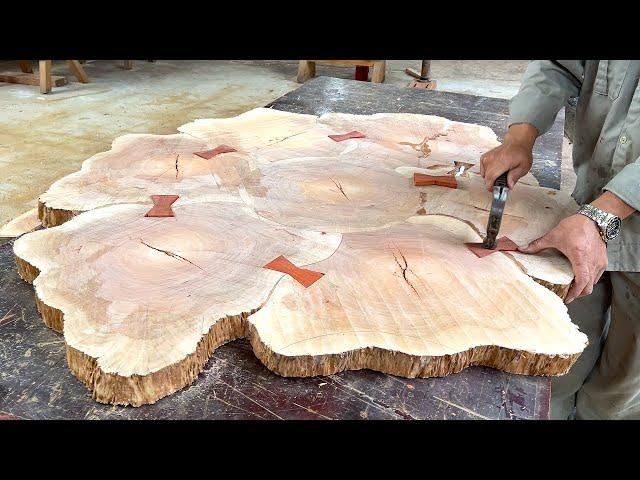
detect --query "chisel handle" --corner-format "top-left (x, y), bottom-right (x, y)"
top-left (494, 172), bottom-right (508, 188)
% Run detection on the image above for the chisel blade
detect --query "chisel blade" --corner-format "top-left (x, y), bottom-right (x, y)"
top-left (482, 172), bottom-right (509, 250)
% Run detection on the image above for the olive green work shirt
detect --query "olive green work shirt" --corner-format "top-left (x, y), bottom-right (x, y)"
top-left (508, 60), bottom-right (640, 272)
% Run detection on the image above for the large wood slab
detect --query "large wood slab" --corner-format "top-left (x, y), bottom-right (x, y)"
top-left (249, 215), bottom-right (584, 378)
top-left (0, 240), bottom-right (551, 419)
top-left (14, 108), bottom-right (587, 406)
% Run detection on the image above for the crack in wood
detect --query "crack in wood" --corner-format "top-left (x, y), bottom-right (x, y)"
top-left (329, 177), bottom-right (349, 201)
top-left (470, 205), bottom-right (490, 213)
top-left (261, 130), bottom-right (306, 149)
top-left (139, 239), bottom-right (205, 271)
top-left (175, 155), bottom-right (179, 179)
top-left (389, 245), bottom-right (421, 298)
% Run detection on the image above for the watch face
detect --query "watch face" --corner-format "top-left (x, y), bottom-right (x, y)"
top-left (605, 217), bottom-right (621, 240)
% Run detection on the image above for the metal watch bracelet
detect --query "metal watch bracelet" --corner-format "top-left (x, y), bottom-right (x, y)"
top-left (577, 204), bottom-right (621, 243)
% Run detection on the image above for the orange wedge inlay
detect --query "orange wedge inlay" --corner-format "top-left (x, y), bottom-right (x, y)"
top-left (465, 237), bottom-right (519, 258)
top-left (328, 131), bottom-right (366, 142)
top-left (413, 173), bottom-right (458, 189)
top-left (194, 145), bottom-right (237, 159)
top-left (145, 195), bottom-right (179, 217)
top-left (263, 255), bottom-right (324, 288)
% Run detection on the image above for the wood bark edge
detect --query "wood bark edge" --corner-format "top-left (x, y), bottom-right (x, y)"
top-left (16, 253), bottom-right (576, 406)
top-left (38, 201), bottom-right (78, 228)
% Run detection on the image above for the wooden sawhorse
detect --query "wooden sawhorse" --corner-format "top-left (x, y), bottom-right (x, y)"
top-left (297, 60), bottom-right (386, 84)
top-left (0, 60), bottom-right (89, 94)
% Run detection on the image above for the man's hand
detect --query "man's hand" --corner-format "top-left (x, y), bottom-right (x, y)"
top-left (480, 123), bottom-right (538, 191)
top-left (518, 214), bottom-right (607, 304)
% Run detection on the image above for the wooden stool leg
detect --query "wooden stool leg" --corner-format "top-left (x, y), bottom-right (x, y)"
top-left (66, 60), bottom-right (89, 83)
top-left (39, 60), bottom-right (52, 94)
top-left (297, 61), bottom-right (316, 83)
top-left (123, 60), bottom-right (133, 70)
top-left (371, 61), bottom-right (386, 83)
top-left (18, 60), bottom-right (33, 73)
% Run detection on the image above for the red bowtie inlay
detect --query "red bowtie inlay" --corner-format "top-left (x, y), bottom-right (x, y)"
top-left (413, 173), bottom-right (458, 189)
top-left (328, 131), bottom-right (366, 142)
top-left (145, 195), bottom-right (179, 217)
top-left (263, 255), bottom-right (324, 288)
top-left (194, 145), bottom-right (237, 159)
top-left (465, 237), bottom-right (519, 258)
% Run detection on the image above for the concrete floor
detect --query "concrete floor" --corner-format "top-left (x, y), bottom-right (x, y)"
top-left (0, 60), bottom-right (573, 228)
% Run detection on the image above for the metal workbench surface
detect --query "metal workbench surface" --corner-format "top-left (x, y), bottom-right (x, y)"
top-left (0, 77), bottom-right (564, 420)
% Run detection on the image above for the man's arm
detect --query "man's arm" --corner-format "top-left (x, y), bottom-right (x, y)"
top-left (602, 155), bottom-right (640, 217)
top-left (592, 191), bottom-right (636, 220)
top-left (510, 62), bottom-right (640, 303)
top-left (480, 60), bottom-right (584, 190)
top-left (481, 60), bottom-right (612, 305)
top-left (508, 60), bottom-right (583, 137)
top-left (506, 60), bottom-right (639, 302)
top-left (520, 190), bottom-right (636, 304)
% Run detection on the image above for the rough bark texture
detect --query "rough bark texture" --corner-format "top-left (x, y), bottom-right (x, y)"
top-left (38, 201), bottom-right (78, 229)
top-left (16, 255), bottom-right (39, 283)
top-left (14, 108), bottom-right (587, 406)
top-left (16, 292), bottom-right (580, 406)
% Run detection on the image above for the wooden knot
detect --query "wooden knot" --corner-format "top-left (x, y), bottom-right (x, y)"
top-left (194, 145), bottom-right (237, 159)
top-left (465, 237), bottom-right (519, 258)
top-left (413, 173), bottom-right (458, 189)
top-left (145, 195), bottom-right (179, 217)
top-left (328, 131), bottom-right (366, 142)
top-left (263, 255), bottom-right (324, 288)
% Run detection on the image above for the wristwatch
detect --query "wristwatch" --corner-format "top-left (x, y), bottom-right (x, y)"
top-left (577, 204), bottom-right (621, 243)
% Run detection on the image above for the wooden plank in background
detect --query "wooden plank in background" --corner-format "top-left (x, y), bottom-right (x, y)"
top-left (313, 59), bottom-right (376, 67)
top-left (17, 60), bottom-right (32, 73)
top-left (0, 71), bottom-right (67, 88)
top-left (39, 60), bottom-right (52, 94)
top-left (66, 60), bottom-right (89, 83)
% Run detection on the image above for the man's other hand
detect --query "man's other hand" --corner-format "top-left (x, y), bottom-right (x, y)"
top-left (518, 214), bottom-right (608, 304)
top-left (480, 123), bottom-right (538, 191)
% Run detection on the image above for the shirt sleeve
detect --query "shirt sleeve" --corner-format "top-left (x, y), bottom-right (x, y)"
top-left (604, 158), bottom-right (640, 212)
top-left (508, 60), bottom-right (585, 135)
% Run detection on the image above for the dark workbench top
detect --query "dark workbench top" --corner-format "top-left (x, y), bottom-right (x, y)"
top-left (0, 77), bottom-right (563, 420)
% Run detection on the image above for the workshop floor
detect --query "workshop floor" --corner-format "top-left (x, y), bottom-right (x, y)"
top-left (0, 60), bottom-right (575, 228)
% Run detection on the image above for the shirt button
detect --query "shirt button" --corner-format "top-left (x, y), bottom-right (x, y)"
top-left (620, 135), bottom-right (628, 144)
